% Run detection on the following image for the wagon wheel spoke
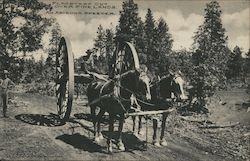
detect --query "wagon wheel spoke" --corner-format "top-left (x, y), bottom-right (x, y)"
top-left (113, 42), bottom-right (140, 75)
top-left (55, 37), bottom-right (74, 123)
top-left (57, 81), bottom-right (69, 115)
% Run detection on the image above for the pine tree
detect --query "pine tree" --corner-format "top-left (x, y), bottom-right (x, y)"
top-left (105, 28), bottom-right (115, 73)
top-left (116, 0), bottom-right (141, 43)
top-left (94, 25), bottom-right (106, 57)
top-left (193, 1), bottom-right (229, 74)
top-left (242, 49), bottom-right (250, 85)
top-left (169, 49), bottom-right (192, 77)
top-left (48, 21), bottom-right (62, 61)
top-left (105, 28), bottom-right (115, 58)
top-left (144, 8), bottom-right (157, 72)
top-left (227, 46), bottom-right (243, 78)
top-left (134, 19), bottom-right (146, 63)
top-left (191, 0), bottom-right (229, 107)
top-left (0, 0), bottom-right (52, 79)
top-left (155, 18), bottom-right (173, 72)
top-left (0, 0), bottom-right (52, 57)
top-left (243, 49), bottom-right (250, 78)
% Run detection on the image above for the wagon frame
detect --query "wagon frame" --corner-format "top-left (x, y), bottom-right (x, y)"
top-left (55, 36), bottom-right (175, 124)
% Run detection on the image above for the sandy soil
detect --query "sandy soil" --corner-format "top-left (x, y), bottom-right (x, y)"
top-left (0, 88), bottom-right (249, 161)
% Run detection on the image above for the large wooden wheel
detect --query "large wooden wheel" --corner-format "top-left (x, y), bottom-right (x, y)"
top-left (56, 37), bottom-right (74, 122)
top-left (113, 42), bottom-right (140, 75)
top-left (110, 42), bottom-right (140, 97)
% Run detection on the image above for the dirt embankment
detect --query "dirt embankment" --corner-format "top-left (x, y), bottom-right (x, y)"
top-left (0, 89), bottom-right (249, 160)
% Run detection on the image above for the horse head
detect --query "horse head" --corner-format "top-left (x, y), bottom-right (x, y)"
top-left (153, 71), bottom-right (188, 102)
top-left (138, 70), bottom-right (151, 100)
top-left (169, 71), bottom-right (188, 101)
top-left (118, 69), bottom-right (151, 101)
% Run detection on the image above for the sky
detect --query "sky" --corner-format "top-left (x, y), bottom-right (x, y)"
top-left (42, 0), bottom-right (249, 59)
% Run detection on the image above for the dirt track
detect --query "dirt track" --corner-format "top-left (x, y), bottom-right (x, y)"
top-left (0, 89), bottom-right (249, 160)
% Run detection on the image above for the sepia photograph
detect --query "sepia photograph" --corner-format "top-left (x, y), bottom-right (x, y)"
top-left (0, 0), bottom-right (249, 160)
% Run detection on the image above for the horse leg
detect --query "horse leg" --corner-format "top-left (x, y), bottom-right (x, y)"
top-left (95, 109), bottom-right (105, 143)
top-left (117, 114), bottom-right (125, 151)
top-left (138, 116), bottom-right (144, 135)
top-left (152, 117), bottom-right (161, 147)
top-left (107, 114), bottom-right (114, 153)
top-left (90, 106), bottom-right (97, 139)
top-left (132, 116), bottom-right (136, 134)
top-left (160, 113), bottom-right (168, 146)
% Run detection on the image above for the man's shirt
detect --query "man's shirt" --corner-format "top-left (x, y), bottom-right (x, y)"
top-left (0, 78), bottom-right (15, 92)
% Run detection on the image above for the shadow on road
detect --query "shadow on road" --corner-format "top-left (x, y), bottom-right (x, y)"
top-left (235, 101), bottom-right (250, 111)
top-left (15, 113), bottom-right (64, 127)
top-left (56, 133), bottom-right (105, 153)
top-left (68, 118), bottom-right (95, 134)
top-left (73, 113), bottom-right (147, 152)
top-left (56, 131), bottom-right (146, 154)
top-left (74, 113), bottom-right (92, 122)
top-left (101, 131), bottom-right (147, 152)
top-left (123, 132), bottom-right (147, 152)
top-left (74, 113), bottom-right (109, 124)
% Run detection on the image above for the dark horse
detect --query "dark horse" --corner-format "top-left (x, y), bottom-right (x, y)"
top-left (86, 69), bottom-right (151, 152)
top-left (132, 71), bottom-right (187, 147)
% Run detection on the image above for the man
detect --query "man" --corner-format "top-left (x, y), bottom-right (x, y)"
top-left (81, 49), bottom-right (93, 74)
top-left (0, 70), bottom-right (15, 117)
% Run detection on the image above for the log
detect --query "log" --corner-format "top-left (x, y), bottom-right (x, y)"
top-left (199, 122), bottom-right (240, 129)
top-left (243, 132), bottom-right (250, 137)
top-left (179, 116), bottom-right (214, 124)
top-left (126, 108), bottom-right (175, 117)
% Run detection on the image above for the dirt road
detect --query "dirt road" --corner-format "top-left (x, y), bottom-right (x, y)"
top-left (0, 89), bottom-right (249, 160)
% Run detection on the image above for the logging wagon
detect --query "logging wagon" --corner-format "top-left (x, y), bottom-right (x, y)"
top-left (55, 36), bottom-right (175, 123)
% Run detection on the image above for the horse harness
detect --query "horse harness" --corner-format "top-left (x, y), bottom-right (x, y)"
top-left (89, 70), bottom-right (154, 114)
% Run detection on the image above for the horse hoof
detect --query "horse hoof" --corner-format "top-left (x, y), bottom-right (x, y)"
top-left (99, 133), bottom-right (104, 140)
top-left (133, 132), bottom-right (138, 137)
top-left (107, 146), bottom-right (113, 153)
top-left (117, 142), bottom-right (125, 151)
top-left (160, 139), bottom-right (168, 146)
top-left (119, 145), bottom-right (125, 151)
top-left (94, 137), bottom-right (100, 143)
top-left (153, 141), bottom-right (161, 147)
top-left (107, 142), bottom-right (113, 153)
top-left (138, 131), bottom-right (144, 136)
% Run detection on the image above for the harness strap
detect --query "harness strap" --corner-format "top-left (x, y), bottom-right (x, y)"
top-left (99, 80), bottom-right (112, 98)
top-left (112, 95), bottom-right (126, 112)
top-left (88, 93), bottom-right (112, 106)
top-left (88, 93), bottom-right (126, 113)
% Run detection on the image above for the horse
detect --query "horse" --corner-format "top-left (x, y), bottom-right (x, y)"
top-left (86, 69), bottom-right (151, 152)
top-left (132, 71), bottom-right (188, 147)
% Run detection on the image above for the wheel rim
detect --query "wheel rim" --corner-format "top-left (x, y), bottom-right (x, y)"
top-left (56, 37), bottom-right (74, 121)
top-left (114, 42), bottom-right (140, 75)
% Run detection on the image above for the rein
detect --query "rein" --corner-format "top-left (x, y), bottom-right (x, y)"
top-left (87, 70), bottom-right (185, 115)
top-left (149, 74), bottom-right (172, 88)
top-left (110, 77), bottom-right (156, 108)
top-left (87, 69), bottom-right (149, 113)
top-left (88, 69), bottom-right (183, 114)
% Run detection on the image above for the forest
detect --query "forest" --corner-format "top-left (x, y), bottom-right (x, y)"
top-left (0, 0), bottom-right (249, 108)
top-left (0, 1), bottom-right (249, 160)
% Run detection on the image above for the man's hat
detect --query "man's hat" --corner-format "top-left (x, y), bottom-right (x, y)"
top-left (3, 70), bottom-right (9, 74)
